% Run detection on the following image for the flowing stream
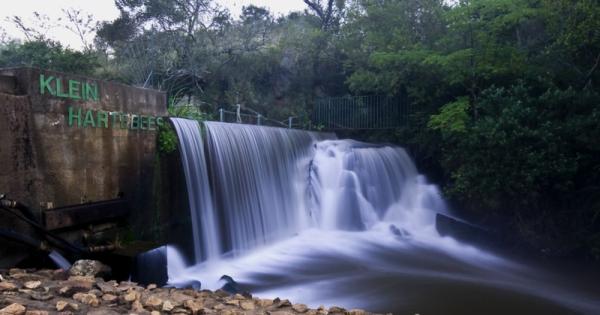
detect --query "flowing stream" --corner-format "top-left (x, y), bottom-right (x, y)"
top-left (168, 120), bottom-right (600, 314)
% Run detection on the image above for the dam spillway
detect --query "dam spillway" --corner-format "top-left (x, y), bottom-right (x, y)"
top-left (168, 119), bottom-right (600, 315)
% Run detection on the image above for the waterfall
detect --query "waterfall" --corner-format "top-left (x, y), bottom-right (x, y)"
top-left (168, 121), bottom-right (600, 315)
top-left (171, 118), bottom-right (221, 262)
top-left (203, 122), bottom-right (335, 254)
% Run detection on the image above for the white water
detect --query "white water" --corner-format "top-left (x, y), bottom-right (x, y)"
top-left (168, 121), bottom-right (600, 314)
top-left (171, 118), bottom-right (221, 262)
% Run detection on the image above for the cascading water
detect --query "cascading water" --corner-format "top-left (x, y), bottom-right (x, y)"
top-left (168, 121), bottom-right (600, 315)
top-left (171, 118), bottom-right (221, 262)
top-left (203, 121), bottom-right (334, 254)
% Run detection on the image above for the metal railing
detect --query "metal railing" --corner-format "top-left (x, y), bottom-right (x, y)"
top-left (218, 105), bottom-right (297, 129)
top-left (313, 95), bottom-right (409, 130)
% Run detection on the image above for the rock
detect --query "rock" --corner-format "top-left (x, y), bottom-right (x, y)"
top-left (240, 300), bottom-right (255, 310)
top-left (347, 310), bottom-right (367, 315)
top-left (277, 299), bottom-right (292, 308)
top-left (151, 311), bottom-right (160, 315)
top-left (96, 281), bottom-right (118, 294)
top-left (0, 281), bottom-right (18, 291)
top-left (55, 301), bottom-right (78, 312)
top-left (0, 303), bottom-right (26, 315)
top-left (123, 290), bottom-right (141, 303)
top-left (292, 304), bottom-right (308, 313)
top-left (23, 281), bottom-right (41, 290)
top-left (258, 299), bottom-right (274, 308)
top-left (225, 299), bottom-right (239, 306)
top-left (68, 260), bottom-right (111, 278)
top-left (73, 292), bottom-right (100, 307)
top-left (267, 312), bottom-right (295, 315)
top-left (102, 294), bottom-right (118, 303)
top-left (183, 299), bottom-right (203, 314)
top-left (328, 306), bottom-right (346, 313)
top-left (131, 299), bottom-right (145, 312)
top-left (24, 311), bottom-right (49, 315)
top-left (162, 300), bottom-right (175, 312)
top-left (9, 269), bottom-right (25, 275)
top-left (143, 295), bottom-right (163, 310)
top-left (146, 284), bottom-right (157, 290)
top-left (27, 291), bottom-right (53, 301)
top-left (88, 309), bottom-right (120, 315)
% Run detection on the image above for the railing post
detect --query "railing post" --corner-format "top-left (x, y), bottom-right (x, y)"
top-left (236, 104), bottom-right (242, 123)
top-left (219, 108), bottom-right (224, 122)
top-left (288, 117), bottom-right (293, 129)
top-left (257, 114), bottom-right (262, 126)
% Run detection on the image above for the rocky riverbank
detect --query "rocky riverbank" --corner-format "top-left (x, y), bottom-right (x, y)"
top-left (0, 261), bottom-right (384, 315)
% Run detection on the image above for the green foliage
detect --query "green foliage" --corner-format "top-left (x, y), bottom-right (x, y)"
top-left (157, 124), bottom-right (178, 154)
top-left (428, 97), bottom-right (470, 134)
top-left (0, 41), bottom-right (99, 75)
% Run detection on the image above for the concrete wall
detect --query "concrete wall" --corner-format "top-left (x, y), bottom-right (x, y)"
top-left (0, 68), bottom-right (168, 266)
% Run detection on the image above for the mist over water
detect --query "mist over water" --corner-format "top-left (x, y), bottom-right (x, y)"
top-left (169, 120), bottom-right (600, 314)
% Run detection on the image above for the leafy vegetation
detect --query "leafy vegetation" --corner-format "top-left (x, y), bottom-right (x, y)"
top-left (1, 0), bottom-right (599, 259)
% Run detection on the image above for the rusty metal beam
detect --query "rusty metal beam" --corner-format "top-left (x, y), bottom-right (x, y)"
top-left (43, 199), bottom-right (130, 230)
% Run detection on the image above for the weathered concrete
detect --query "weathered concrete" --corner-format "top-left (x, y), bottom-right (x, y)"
top-left (0, 68), bottom-right (167, 267)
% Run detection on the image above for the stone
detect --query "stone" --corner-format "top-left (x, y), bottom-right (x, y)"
top-left (162, 300), bottom-right (175, 312)
top-left (225, 299), bottom-right (239, 306)
top-left (24, 311), bottom-right (49, 315)
top-left (146, 284), bottom-right (157, 290)
top-left (9, 269), bottom-right (24, 275)
top-left (327, 306), bottom-right (346, 313)
top-left (151, 311), bottom-right (160, 315)
top-left (258, 299), bottom-right (274, 308)
top-left (68, 260), bottom-right (111, 278)
top-left (55, 301), bottom-right (78, 312)
top-left (123, 290), bottom-right (141, 303)
top-left (347, 310), bottom-right (366, 315)
top-left (131, 300), bottom-right (145, 312)
top-left (88, 309), bottom-right (120, 315)
top-left (0, 303), bottom-right (26, 315)
top-left (27, 291), bottom-right (53, 301)
top-left (0, 281), bottom-right (18, 291)
top-left (292, 304), bottom-right (308, 313)
top-left (240, 300), bottom-right (255, 310)
top-left (267, 312), bottom-right (295, 315)
top-left (183, 299), bottom-right (203, 314)
top-left (96, 281), bottom-right (118, 294)
top-left (143, 295), bottom-right (163, 310)
top-left (23, 281), bottom-right (41, 290)
top-left (277, 299), bottom-right (292, 308)
top-left (73, 292), bottom-right (100, 307)
top-left (102, 294), bottom-right (118, 303)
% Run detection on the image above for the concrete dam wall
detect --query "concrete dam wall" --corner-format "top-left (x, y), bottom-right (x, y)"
top-left (0, 67), bottom-right (169, 267)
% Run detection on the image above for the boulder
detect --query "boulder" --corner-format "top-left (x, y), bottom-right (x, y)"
top-left (68, 260), bottom-right (111, 278)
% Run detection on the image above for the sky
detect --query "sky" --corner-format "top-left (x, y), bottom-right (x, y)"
top-left (0, 0), bottom-right (307, 50)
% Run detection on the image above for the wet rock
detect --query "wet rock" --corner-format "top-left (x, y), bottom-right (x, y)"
top-left (218, 275), bottom-right (240, 294)
top-left (68, 260), bottom-right (111, 278)
top-left (73, 292), bottom-right (99, 307)
top-left (292, 303), bottom-right (309, 313)
top-left (23, 281), bottom-right (41, 290)
top-left (0, 303), bottom-right (26, 315)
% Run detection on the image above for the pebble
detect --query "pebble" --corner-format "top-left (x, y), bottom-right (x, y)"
top-left (0, 303), bottom-right (26, 315)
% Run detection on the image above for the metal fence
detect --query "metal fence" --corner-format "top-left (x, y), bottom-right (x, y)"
top-left (218, 107), bottom-right (295, 128)
top-left (313, 95), bottom-right (409, 130)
